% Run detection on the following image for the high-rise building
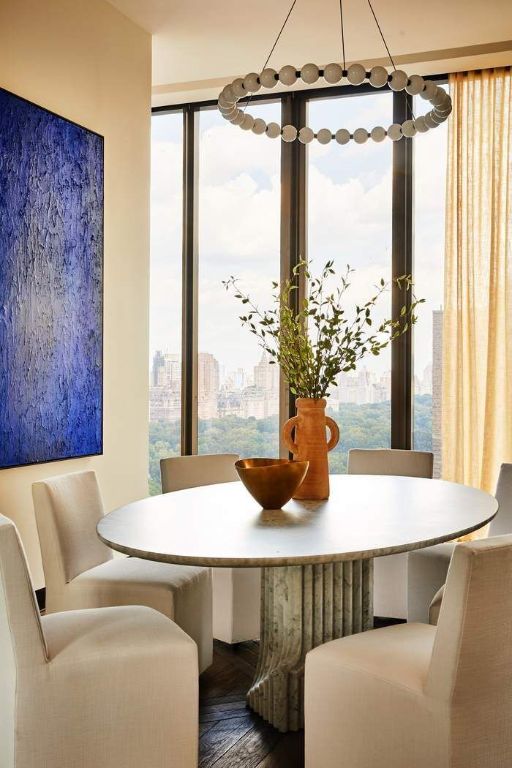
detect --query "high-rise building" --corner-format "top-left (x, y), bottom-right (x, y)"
top-left (149, 351), bottom-right (181, 421)
top-left (432, 309), bottom-right (443, 478)
top-left (198, 352), bottom-right (220, 419)
top-left (252, 351), bottom-right (279, 416)
top-left (152, 350), bottom-right (165, 386)
top-left (254, 351), bottom-right (279, 392)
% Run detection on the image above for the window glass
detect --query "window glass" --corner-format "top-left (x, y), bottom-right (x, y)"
top-left (308, 93), bottom-right (393, 473)
top-left (412, 85), bottom-right (449, 477)
top-left (197, 103), bottom-right (281, 457)
top-left (149, 113), bottom-right (183, 494)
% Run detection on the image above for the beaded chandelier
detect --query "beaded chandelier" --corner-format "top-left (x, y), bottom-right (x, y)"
top-left (217, 0), bottom-right (452, 146)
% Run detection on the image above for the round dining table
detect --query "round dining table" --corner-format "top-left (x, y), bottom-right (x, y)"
top-left (97, 474), bottom-right (497, 732)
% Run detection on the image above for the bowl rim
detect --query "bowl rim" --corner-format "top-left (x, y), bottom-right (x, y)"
top-left (235, 457), bottom-right (309, 470)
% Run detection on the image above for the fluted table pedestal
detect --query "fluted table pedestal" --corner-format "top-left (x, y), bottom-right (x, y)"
top-left (248, 559), bottom-right (373, 732)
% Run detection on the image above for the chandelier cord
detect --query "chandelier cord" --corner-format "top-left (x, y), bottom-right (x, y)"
top-left (366, 0), bottom-right (396, 71)
top-left (339, 0), bottom-right (347, 71)
top-left (366, 0), bottom-right (416, 121)
top-left (243, 0), bottom-right (298, 113)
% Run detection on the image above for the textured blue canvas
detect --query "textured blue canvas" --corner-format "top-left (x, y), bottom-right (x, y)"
top-left (0, 88), bottom-right (103, 468)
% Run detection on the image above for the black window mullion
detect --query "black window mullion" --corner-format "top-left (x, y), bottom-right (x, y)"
top-left (279, 93), bottom-right (308, 455)
top-left (391, 91), bottom-right (414, 449)
top-left (181, 104), bottom-right (199, 455)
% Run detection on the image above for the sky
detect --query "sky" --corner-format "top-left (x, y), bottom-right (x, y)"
top-left (150, 89), bottom-right (447, 383)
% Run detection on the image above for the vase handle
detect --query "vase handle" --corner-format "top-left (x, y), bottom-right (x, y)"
top-left (282, 416), bottom-right (299, 454)
top-left (326, 417), bottom-right (340, 451)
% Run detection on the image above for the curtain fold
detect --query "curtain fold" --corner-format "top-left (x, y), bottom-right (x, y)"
top-left (442, 68), bottom-right (512, 495)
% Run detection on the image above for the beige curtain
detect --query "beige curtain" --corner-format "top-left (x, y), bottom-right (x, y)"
top-left (442, 67), bottom-right (512, 496)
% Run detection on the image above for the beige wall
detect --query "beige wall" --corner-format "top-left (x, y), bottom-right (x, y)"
top-left (0, 0), bottom-right (151, 587)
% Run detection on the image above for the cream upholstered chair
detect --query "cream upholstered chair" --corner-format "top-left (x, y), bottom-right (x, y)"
top-left (305, 534), bottom-right (512, 768)
top-left (347, 448), bottom-right (434, 618)
top-left (408, 462), bottom-right (512, 623)
top-left (33, 470), bottom-right (212, 672)
top-left (160, 454), bottom-right (261, 644)
top-left (0, 514), bottom-right (198, 768)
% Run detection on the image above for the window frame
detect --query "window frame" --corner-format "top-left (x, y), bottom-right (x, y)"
top-left (152, 74), bottom-right (448, 456)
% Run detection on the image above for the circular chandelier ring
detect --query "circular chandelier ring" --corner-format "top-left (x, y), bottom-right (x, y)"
top-left (218, 65), bottom-right (452, 145)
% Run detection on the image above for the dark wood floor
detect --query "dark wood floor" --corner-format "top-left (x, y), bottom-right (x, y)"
top-left (199, 641), bottom-right (304, 768)
top-left (199, 618), bottom-right (403, 768)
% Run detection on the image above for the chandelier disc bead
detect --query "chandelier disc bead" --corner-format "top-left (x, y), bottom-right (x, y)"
top-left (218, 93), bottom-right (232, 109)
top-left (219, 102), bottom-right (236, 116)
top-left (317, 128), bottom-right (332, 144)
top-left (241, 114), bottom-right (255, 130)
top-left (430, 111), bottom-right (445, 125)
top-left (405, 74), bottom-right (424, 95)
top-left (301, 63), bottom-right (320, 84)
top-left (324, 63), bottom-right (343, 84)
top-left (252, 118), bottom-right (267, 135)
top-left (413, 115), bottom-right (429, 133)
top-left (232, 111), bottom-right (245, 126)
top-left (222, 85), bottom-right (236, 104)
top-left (347, 63), bottom-right (366, 85)
top-left (389, 69), bottom-right (409, 91)
top-left (232, 78), bottom-right (247, 98)
top-left (335, 128), bottom-right (351, 144)
top-left (369, 65), bottom-right (389, 87)
top-left (388, 123), bottom-right (403, 141)
top-left (424, 111), bottom-right (438, 128)
top-left (279, 65), bottom-right (297, 86)
top-left (260, 68), bottom-right (278, 88)
top-left (266, 122), bottom-right (281, 138)
top-left (298, 126), bottom-right (315, 144)
top-left (371, 126), bottom-right (386, 142)
top-left (282, 124), bottom-right (298, 142)
top-left (353, 127), bottom-right (369, 144)
top-left (432, 88), bottom-right (448, 107)
top-left (243, 72), bottom-right (261, 93)
top-left (420, 80), bottom-right (437, 100)
top-left (401, 120), bottom-right (417, 137)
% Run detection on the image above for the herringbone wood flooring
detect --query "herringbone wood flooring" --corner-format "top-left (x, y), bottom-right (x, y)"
top-left (199, 640), bottom-right (304, 768)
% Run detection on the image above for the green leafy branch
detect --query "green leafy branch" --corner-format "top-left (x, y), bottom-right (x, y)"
top-left (223, 260), bottom-right (424, 399)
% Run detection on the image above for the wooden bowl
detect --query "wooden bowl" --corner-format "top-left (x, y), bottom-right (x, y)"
top-left (235, 458), bottom-right (309, 510)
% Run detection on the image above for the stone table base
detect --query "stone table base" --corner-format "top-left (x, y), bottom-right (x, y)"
top-left (247, 559), bottom-right (373, 732)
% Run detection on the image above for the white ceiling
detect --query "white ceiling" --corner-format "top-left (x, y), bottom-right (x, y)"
top-left (108, 0), bottom-right (512, 103)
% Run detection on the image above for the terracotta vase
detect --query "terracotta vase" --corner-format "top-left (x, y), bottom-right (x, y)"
top-left (282, 398), bottom-right (339, 500)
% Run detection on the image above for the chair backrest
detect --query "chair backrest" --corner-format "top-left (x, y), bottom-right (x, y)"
top-left (490, 463), bottom-right (512, 536)
top-left (0, 516), bottom-right (48, 765)
top-left (427, 535), bottom-right (512, 720)
top-left (0, 515), bottom-right (47, 666)
top-left (160, 453), bottom-right (239, 493)
top-left (347, 448), bottom-right (434, 478)
top-left (33, 470), bottom-right (112, 587)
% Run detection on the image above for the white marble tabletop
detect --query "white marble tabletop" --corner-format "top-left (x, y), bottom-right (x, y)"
top-left (97, 475), bottom-right (497, 567)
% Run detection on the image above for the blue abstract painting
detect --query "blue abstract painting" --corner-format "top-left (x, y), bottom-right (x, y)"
top-left (0, 88), bottom-right (103, 469)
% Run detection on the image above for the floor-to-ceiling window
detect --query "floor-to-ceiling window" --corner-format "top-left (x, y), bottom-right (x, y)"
top-left (308, 91), bottom-right (393, 473)
top-left (412, 85), bottom-right (449, 477)
top-left (148, 112), bottom-right (183, 494)
top-left (149, 77), bottom-right (448, 491)
top-left (197, 103), bottom-right (281, 457)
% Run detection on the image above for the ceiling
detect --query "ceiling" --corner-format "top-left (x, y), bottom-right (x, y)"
top-left (107, 0), bottom-right (512, 104)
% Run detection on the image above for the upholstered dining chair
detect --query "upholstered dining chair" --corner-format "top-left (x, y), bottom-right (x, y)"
top-left (160, 453), bottom-right (261, 644)
top-left (0, 514), bottom-right (198, 768)
top-left (408, 462), bottom-right (512, 623)
top-left (305, 534), bottom-right (512, 768)
top-left (33, 470), bottom-right (212, 672)
top-left (347, 448), bottom-right (434, 618)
